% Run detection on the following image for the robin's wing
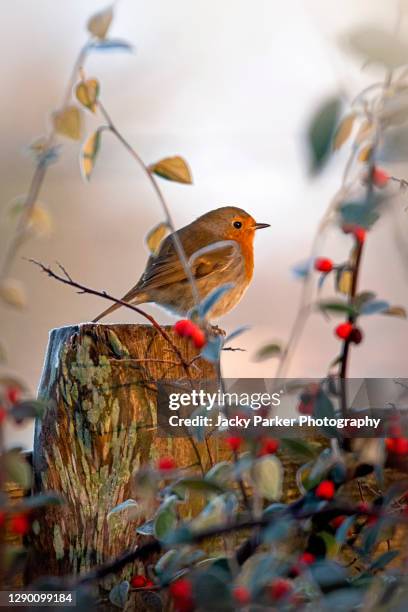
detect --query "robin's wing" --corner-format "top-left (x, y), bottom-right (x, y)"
top-left (92, 240), bottom-right (239, 322)
top-left (136, 238), bottom-right (240, 293)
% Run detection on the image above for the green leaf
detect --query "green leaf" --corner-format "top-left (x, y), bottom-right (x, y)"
top-left (23, 493), bottom-right (64, 509)
top-left (171, 478), bottom-right (226, 497)
top-left (107, 499), bottom-right (139, 521)
top-left (333, 113), bottom-right (356, 150)
top-left (87, 5), bottom-right (113, 39)
top-left (200, 335), bottom-right (222, 363)
top-left (369, 549), bottom-right (399, 571)
top-left (88, 39), bottom-right (133, 53)
top-left (280, 438), bottom-right (317, 460)
top-left (360, 299), bottom-right (390, 316)
top-left (314, 391), bottom-right (337, 433)
top-left (335, 515), bottom-right (355, 544)
top-left (154, 497), bottom-right (177, 540)
top-left (308, 96), bottom-right (342, 173)
top-left (383, 305), bottom-right (407, 319)
top-left (251, 455), bottom-right (283, 501)
top-left (146, 222), bottom-right (170, 256)
top-left (204, 461), bottom-right (233, 485)
top-left (150, 156), bottom-right (192, 184)
top-left (109, 581), bottom-right (129, 609)
top-left (136, 519), bottom-right (154, 536)
top-left (52, 106), bottom-right (82, 141)
top-left (199, 284), bottom-right (234, 318)
top-left (11, 400), bottom-right (45, 421)
top-left (340, 201), bottom-right (380, 229)
top-left (4, 449), bottom-right (32, 489)
top-left (254, 343), bottom-right (282, 361)
top-left (81, 129), bottom-right (103, 181)
top-left (353, 291), bottom-right (377, 310)
top-left (75, 78), bottom-right (100, 113)
top-left (318, 299), bottom-right (356, 317)
top-left (194, 568), bottom-right (233, 610)
top-left (309, 560), bottom-right (348, 589)
top-left (190, 494), bottom-right (237, 532)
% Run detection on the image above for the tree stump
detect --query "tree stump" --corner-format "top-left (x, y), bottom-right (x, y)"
top-left (28, 323), bottom-right (218, 585)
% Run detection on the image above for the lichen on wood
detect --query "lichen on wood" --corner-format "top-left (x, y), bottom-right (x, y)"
top-left (29, 323), bottom-right (218, 584)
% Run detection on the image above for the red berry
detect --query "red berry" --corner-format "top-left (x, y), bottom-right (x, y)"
top-left (226, 435), bottom-right (243, 452)
top-left (354, 227), bottom-right (366, 243)
top-left (0, 407), bottom-right (7, 424)
top-left (270, 578), bottom-right (292, 600)
top-left (389, 423), bottom-right (402, 438)
top-left (372, 167), bottom-right (390, 188)
top-left (233, 586), bottom-right (250, 605)
top-left (297, 400), bottom-right (314, 415)
top-left (349, 327), bottom-right (363, 345)
top-left (190, 327), bottom-right (206, 349)
top-left (259, 439), bottom-right (279, 455)
top-left (330, 515), bottom-right (346, 529)
top-left (174, 320), bottom-right (195, 337)
top-left (342, 224), bottom-right (366, 243)
top-left (170, 578), bottom-right (193, 600)
top-left (10, 513), bottom-right (30, 535)
top-left (315, 480), bottom-right (335, 500)
top-left (6, 387), bottom-right (21, 405)
top-left (335, 322), bottom-right (353, 340)
top-left (157, 456), bottom-right (176, 471)
top-left (314, 258), bottom-right (333, 273)
top-left (131, 575), bottom-right (147, 588)
top-left (390, 437), bottom-right (408, 456)
top-left (299, 551), bottom-right (315, 565)
top-left (357, 502), bottom-right (370, 514)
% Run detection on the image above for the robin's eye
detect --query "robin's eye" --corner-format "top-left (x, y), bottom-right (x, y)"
top-left (233, 221), bottom-right (242, 229)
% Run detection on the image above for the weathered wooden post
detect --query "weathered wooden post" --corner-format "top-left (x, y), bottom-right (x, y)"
top-left (28, 323), bottom-right (218, 583)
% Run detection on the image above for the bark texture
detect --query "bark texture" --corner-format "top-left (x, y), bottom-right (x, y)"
top-left (29, 323), bottom-right (218, 585)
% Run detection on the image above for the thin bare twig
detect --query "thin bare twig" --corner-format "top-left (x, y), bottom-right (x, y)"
top-left (97, 100), bottom-right (200, 308)
top-left (28, 259), bottom-right (192, 371)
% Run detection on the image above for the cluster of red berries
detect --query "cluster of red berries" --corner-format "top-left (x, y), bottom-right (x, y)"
top-left (174, 320), bottom-right (206, 349)
top-left (169, 578), bottom-right (194, 612)
top-left (335, 322), bottom-right (363, 344)
top-left (130, 574), bottom-right (154, 589)
top-left (385, 424), bottom-right (408, 456)
top-left (0, 512), bottom-right (31, 535)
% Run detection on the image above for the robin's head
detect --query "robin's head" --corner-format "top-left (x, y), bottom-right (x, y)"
top-left (195, 206), bottom-right (270, 245)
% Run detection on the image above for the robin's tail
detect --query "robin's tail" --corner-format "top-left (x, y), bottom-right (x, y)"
top-left (92, 285), bottom-right (145, 323)
top-left (92, 301), bottom-right (123, 323)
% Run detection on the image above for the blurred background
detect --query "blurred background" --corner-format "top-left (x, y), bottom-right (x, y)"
top-left (1, 0), bottom-right (408, 447)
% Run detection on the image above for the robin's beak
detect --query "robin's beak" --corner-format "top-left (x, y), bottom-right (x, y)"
top-left (254, 222), bottom-right (270, 230)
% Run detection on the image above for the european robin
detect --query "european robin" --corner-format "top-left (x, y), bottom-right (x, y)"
top-left (93, 206), bottom-right (270, 321)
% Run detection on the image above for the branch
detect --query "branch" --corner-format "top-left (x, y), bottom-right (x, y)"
top-left (75, 500), bottom-right (388, 586)
top-left (29, 259), bottom-right (192, 372)
top-left (96, 100), bottom-right (200, 309)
